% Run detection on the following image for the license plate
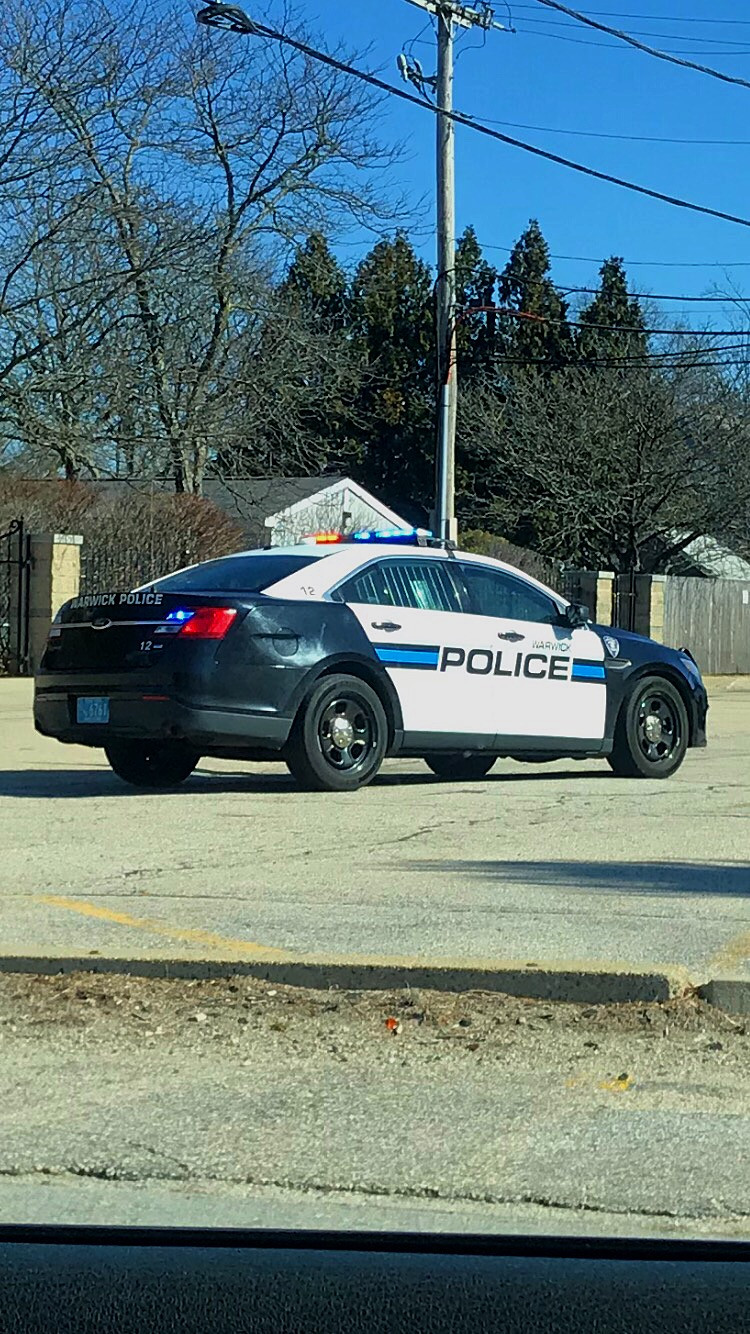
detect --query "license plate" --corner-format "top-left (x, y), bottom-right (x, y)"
top-left (76, 697), bottom-right (110, 725)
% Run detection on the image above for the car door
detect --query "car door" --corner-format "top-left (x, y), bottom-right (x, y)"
top-left (330, 556), bottom-right (493, 742)
top-left (456, 561), bottom-right (607, 745)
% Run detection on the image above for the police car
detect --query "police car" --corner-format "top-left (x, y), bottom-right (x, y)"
top-left (34, 529), bottom-right (708, 792)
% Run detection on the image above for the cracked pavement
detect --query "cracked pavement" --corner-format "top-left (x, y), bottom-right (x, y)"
top-left (0, 680), bottom-right (749, 976)
top-left (0, 972), bottom-right (749, 1237)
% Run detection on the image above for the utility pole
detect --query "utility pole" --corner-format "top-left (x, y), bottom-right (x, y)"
top-left (435, 7), bottom-right (457, 547)
top-left (401, 2), bottom-right (508, 546)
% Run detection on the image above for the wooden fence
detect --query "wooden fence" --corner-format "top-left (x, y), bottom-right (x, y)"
top-left (663, 577), bottom-right (750, 675)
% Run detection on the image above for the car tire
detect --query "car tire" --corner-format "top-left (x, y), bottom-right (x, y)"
top-left (424, 753), bottom-right (496, 781)
top-left (105, 741), bottom-right (200, 789)
top-left (608, 675), bottom-right (689, 779)
top-left (285, 675), bottom-right (388, 792)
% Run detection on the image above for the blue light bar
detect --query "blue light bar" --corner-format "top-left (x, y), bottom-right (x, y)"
top-left (165, 608), bottom-right (195, 623)
top-left (351, 527), bottom-right (432, 544)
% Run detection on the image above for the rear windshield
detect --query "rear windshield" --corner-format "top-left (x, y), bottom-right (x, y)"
top-left (150, 553), bottom-right (319, 595)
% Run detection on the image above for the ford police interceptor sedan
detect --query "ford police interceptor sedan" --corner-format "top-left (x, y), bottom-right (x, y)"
top-left (34, 530), bottom-right (708, 792)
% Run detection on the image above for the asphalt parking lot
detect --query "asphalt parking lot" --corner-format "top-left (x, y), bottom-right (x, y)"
top-left (1, 678), bottom-right (748, 982)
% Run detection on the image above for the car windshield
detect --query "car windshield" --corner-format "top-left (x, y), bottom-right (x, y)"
top-left (2, 0), bottom-right (749, 1258)
top-left (151, 553), bottom-right (320, 595)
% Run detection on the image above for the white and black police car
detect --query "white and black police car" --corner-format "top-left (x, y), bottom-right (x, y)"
top-left (35, 528), bottom-right (708, 792)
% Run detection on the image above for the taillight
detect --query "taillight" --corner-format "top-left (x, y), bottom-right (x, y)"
top-left (177, 607), bottom-right (238, 640)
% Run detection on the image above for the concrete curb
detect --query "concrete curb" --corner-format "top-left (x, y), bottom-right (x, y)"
top-left (697, 976), bottom-right (750, 1017)
top-left (0, 951), bottom-right (700, 1007)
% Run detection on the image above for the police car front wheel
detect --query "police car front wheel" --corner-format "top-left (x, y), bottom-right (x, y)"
top-left (608, 675), bottom-right (689, 779)
top-left (286, 675), bottom-right (388, 792)
top-left (424, 753), bottom-right (496, 781)
top-left (105, 740), bottom-right (200, 789)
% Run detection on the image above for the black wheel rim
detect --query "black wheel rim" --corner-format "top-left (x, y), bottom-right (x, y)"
top-left (636, 691), bottom-right (681, 765)
top-left (317, 694), bottom-right (377, 774)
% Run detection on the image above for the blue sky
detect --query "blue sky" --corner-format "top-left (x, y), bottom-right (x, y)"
top-left (280, 0), bottom-right (750, 321)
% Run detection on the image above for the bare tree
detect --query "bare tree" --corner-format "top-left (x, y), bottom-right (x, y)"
top-left (460, 356), bottom-right (750, 572)
top-left (0, 0), bottom-right (399, 489)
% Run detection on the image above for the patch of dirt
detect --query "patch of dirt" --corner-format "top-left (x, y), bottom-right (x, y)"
top-left (0, 971), bottom-right (744, 1055)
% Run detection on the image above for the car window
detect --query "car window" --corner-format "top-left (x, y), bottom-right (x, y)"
top-left (151, 554), bottom-right (320, 595)
top-left (459, 562), bottom-right (560, 624)
top-left (334, 559), bottom-right (462, 613)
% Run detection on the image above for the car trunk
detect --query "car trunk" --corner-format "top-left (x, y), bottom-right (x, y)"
top-left (41, 593), bottom-right (246, 675)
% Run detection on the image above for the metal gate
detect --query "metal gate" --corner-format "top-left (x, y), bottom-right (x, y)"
top-left (0, 519), bottom-right (31, 676)
top-left (613, 571), bottom-right (651, 636)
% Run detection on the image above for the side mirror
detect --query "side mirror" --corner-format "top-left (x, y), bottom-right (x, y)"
top-left (561, 600), bottom-right (590, 629)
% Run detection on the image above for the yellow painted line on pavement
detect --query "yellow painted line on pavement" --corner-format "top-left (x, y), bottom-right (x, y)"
top-left (37, 895), bottom-right (287, 960)
top-left (708, 932), bottom-right (750, 975)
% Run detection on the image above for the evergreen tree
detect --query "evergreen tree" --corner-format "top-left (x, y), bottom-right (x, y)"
top-left (497, 219), bottom-right (573, 369)
top-left (455, 225), bottom-right (497, 380)
top-left (349, 233), bottom-right (435, 517)
top-left (281, 232), bottom-right (348, 328)
top-left (578, 257), bottom-right (648, 362)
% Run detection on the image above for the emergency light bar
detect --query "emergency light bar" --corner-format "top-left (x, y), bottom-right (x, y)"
top-left (304, 527), bottom-right (434, 547)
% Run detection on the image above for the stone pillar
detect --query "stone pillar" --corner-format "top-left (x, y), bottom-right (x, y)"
top-left (595, 572), bottom-right (615, 626)
top-left (649, 574), bottom-right (666, 643)
top-left (26, 533), bottom-right (83, 674)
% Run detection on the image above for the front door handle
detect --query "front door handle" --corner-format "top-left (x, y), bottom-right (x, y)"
top-left (372, 621), bottom-right (402, 632)
top-left (497, 631), bottom-right (525, 643)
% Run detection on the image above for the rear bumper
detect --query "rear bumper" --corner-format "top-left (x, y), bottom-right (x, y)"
top-left (34, 687), bottom-right (293, 753)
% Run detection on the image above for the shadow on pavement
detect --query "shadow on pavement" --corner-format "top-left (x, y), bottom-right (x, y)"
top-left (0, 765), bottom-right (613, 799)
top-left (405, 858), bottom-right (750, 898)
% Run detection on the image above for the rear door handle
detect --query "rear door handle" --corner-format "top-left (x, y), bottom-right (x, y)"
top-left (372, 621), bottom-right (402, 632)
top-left (497, 631), bottom-right (524, 642)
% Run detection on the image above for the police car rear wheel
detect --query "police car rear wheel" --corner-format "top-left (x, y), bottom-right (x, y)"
top-left (424, 753), bottom-right (496, 781)
top-left (608, 676), bottom-right (688, 779)
top-left (105, 740), bottom-right (199, 789)
top-left (286, 675), bottom-right (387, 792)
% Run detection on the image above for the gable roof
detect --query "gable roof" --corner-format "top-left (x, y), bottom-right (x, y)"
top-left (264, 476), bottom-right (411, 531)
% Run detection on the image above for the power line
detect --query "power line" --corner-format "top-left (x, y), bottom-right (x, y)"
top-left (516, 27), bottom-right (750, 55)
top-left (518, 17), bottom-right (750, 46)
top-left (557, 286), bottom-right (746, 302)
top-left (488, 354), bottom-right (750, 369)
top-left (475, 112), bottom-right (750, 145)
top-left (511, 6), bottom-right (750, 23)
top-left (210, 17), bottom-right (750, 232)
top-left (531, 0), bottom-right (750, 91)
top-left (483, 306), bottom-right (750, 335)
top-left (476, 243), bottom-right (750, 267)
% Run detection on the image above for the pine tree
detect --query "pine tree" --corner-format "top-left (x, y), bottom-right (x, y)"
top-left (497, 219), bottom-right (573, 369)
top-left (578, 257), bottom-right (648, 362)
top-left (349, 233), bottom-right (435, 518)
top-left (455, 225), bottom-right (497, 380)
top-left (281, 232), bottom-right (348, 328)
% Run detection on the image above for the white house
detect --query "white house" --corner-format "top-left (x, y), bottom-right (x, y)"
top-left (263, 477), bottom-right (412, 546)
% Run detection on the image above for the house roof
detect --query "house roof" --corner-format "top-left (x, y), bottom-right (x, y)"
top-left (263, 476), bottom-right (411, 532)
top-left (679, 535), bottom-right (750, 580)
top-left (202, 477), bottom-right (346, 533)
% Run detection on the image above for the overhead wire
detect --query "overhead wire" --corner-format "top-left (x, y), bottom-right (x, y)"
top-left (514, 27), bottom-right (750, 55)
top-left (473, 114), bottom-right (750, 145)
top-left (510, 7), bottom-right (750, 23)
top-left (235, 18), bottom-right (750, 232)
top-left (517, 17), bottom-right (750, 46)
top-left (530, 0), bottom-right (750, 90)
top-left (556, 286), bottom-right (747, 302)
top-left (469, 306), bottom-right (750, 336)
top-left (474, 243), bottom-right (750, 268)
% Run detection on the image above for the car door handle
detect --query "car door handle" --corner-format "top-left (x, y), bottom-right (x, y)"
top-left (372, 621), bottom-right (402, 632)
top-left (497, 631), bottom-right (525, 642)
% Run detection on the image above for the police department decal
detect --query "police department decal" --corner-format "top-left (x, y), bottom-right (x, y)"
top-left (603, 634), bottom-right (621, 658)
top-left (533, 639), bottom-right (571, 653)
top-left (71, 592), bottom-right (164, 609)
